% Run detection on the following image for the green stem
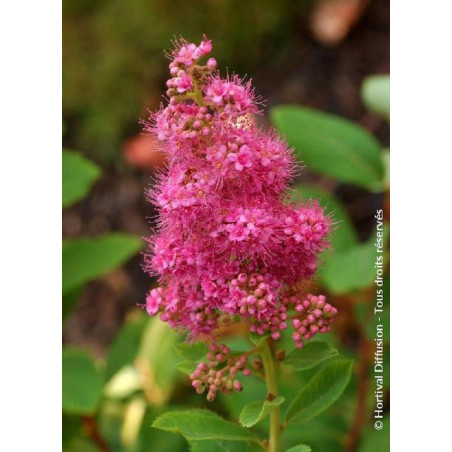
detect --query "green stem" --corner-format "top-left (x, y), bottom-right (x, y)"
top-left (190, 78), bottom-right (205, 106)
top-left (260, 338), bottom-right (281, 452)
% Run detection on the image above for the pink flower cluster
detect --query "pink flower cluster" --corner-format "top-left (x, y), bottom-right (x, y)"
top-left (143, 37), bottom-right (336, 350)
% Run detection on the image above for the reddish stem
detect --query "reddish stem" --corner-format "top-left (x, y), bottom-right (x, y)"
top-left (81, 415), bottom-right (112, 452)
top-left (345, 337), bottom-right (370, 452)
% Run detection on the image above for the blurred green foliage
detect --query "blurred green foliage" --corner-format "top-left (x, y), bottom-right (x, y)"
top-left (63, 0), bottom-right (305, 163)
top-left (321, 230), bottom-right (383, 295)
top-left (62, 348), bottom-right (104, 414)
top-left (104, 313), bottom-right (148, 382)
top-left (286, 445), bottom-right (312, 452)
top-left (62, 150), bottom-right (101, 208)
top-left (358, 416), bottom-right (390, 452)
top-left (361, 75), bottom-right (390, 122)
top-left (62, 234), bottom-right (141, 293)
top-left (62, 149), bottom-right (142, 320)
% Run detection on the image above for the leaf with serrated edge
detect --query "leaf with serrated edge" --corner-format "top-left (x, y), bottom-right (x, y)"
top-left (285, 445), bottom-right (312, 452)
top-left (285, 360), bottom-right (353, 425)
top-left (239, 397), bottom-right (285, 428)
top-left (153, 410), bottom-right (261, 444)
top-left (284, 342), bottom-right (338, 371)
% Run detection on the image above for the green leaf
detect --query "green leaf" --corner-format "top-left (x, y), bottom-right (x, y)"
top-left (62, 150), bottom-right (101, 208)
top-left (62, 414), bottom-right (82, 447)
top-left (174, 341), bottom-right (209, 361)
top-left (284, 342), bottom-right (339, 371)
top-left (105, 313), bottom-right (148, 381)
top-left (218, 377), bottom-right (267, 426)
top-left (361, 75), bottom-right (390, 121)
top-left (63, 436), bottom-right (99, 452)
top-left (177, 360), bottom-right (199, 376)
top-left (322, 225), bottom-right (388, 294)
top-left (285, 445), bottom-right (312, 452)
top-left (62, 286), bottom-right (83, 322)
top-left (62, 233), bottom-right (141, 293)
top-left (138, 318), bottom-right (181, 400)
top-left (190, 439), bottom-right (263, 451)
top-left (249, 332), bottom-right (270, 346)
top-left (379, 148), bottom-right (390, 191)
top-left (62, 347), bottom-right (103, 415)
top-left (285, 360), bottom-right (353, 425)
top-left (153, 410), bottom-right (261, 445)
top-left (132, 406), bottom-right (186, 452)
top-left (239, 397), bottom-right (285, 428)
top-left (359, 416), bottom-right (390, 452)
top-left (290, 185), bottom-right (358, 252)
top-left (271, 106), bottom-right (384, 189)
top-left (322, 241), bottom-right (376, 294)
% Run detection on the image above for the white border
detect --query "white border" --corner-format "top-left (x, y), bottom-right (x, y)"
top-left (2, 0), bottom-right (450, 449)
top-left (391, 1), bottom-right (451, 449)
top-left (2, 1), bottom-right (61, 448)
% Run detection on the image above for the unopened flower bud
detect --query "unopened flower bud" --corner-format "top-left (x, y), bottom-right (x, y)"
top-left (207, 58), bottom-right (217, 71)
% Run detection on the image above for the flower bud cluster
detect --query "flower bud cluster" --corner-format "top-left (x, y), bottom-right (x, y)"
top-left (228, 269), bottom-right (280, 318)
top-left (249, 304), bottom-right (288, 340)
top-left (190, 343), bottom-right (251, 401)
top-left (282, 293), bottom-right (338, 348)
top-left (155, 104), bottom-right (214, 144)
top-left (166, 37), bottom-right (213, 99)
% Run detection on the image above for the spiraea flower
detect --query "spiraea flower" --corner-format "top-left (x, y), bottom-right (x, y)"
top-left (143, 36), bottom-right (338, 400)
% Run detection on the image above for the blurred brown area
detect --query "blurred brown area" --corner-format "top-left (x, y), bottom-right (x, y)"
top-left (62, 0), bottom-right (389, 353)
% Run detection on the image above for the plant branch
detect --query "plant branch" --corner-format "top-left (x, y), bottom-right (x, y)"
top-left (81, 415), bottom-right (112, 452)
top-left (346, 336), bottom-right (370, 452)
top-left (260, 338), bottom-right (282, 452)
